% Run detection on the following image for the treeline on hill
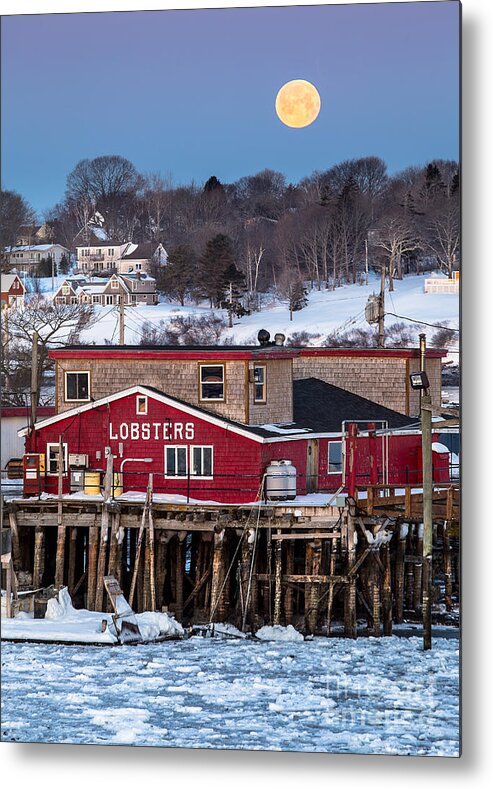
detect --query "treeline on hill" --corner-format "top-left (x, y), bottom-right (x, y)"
top-left (1, 155), bottom-right (459, 309)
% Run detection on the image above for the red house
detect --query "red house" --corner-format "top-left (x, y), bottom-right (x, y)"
top-left (20, 379), bottom-right (450, 504)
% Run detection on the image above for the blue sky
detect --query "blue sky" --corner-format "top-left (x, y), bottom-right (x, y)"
top-left (1, 2), bottom-right (460, 216)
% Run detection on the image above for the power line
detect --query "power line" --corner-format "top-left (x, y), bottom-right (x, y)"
top-left (384, 312), bottom-right (459, 333)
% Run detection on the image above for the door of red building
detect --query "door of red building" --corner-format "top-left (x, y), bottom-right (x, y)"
top-left (306, 439), bottom-right (319, 493)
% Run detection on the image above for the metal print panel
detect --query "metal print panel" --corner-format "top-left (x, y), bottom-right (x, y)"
top-left (0, 1), bottom-right (460, 756)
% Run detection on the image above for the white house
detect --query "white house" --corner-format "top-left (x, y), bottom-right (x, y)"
top-left (76, 241), bottom-right (131, 273)
top-left (4, 244), bottom-right (70, 275)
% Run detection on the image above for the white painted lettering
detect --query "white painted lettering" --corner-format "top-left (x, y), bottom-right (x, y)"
top-left (142, 423), bottom-right (150, 440)
top-left (185, 423), bottom-right (195, 440)
top-left (109, 423), bottom-right (118, 440)
top-left (153, 423), bottom-right (160, 439)
top-left (130, 423), bottom-right (139, 440)
top-left (174, 423), bottom-right (183, 440)
top-left (163, 422), bottom-right (170, 440)
top-left (120, 423), bottom-right (129, 440)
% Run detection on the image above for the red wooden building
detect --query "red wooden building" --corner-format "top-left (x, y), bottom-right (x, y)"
top-left (20, 379), bottom-right (450, 504)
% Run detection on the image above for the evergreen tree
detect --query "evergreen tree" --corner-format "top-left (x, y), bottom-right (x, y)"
top-left (158, 244), bottom-right (196, 306)
top-left (203, 175), bottom-right (224, 194)
top-left (197, 234), bottom-right (236, 306)
top-left (58, 254), bottom-right (70, 275)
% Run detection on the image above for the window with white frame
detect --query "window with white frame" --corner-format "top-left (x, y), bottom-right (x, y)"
top-left (135, 263), bottom-right (142, 270)
top-left (65, 371), bottom-right (90, 402)
top-left (328, 441), bottom-right (343, 474)
top-left (253, 365), bottom-right (266, 403)
top-left (165, 446), bottom-right (188, 478)
top-left (62, 285), bottom-right (70, 295)
top-left (191, 446), bottom-right (213, 478)
top-left (136, 395), bottom-right (148, 414)
top-left (199, 364), bottom-right (225, 401)
top-left (47, 442), bottom-right (68, 475)
top-left (111, 279), bottom-right (119, 289)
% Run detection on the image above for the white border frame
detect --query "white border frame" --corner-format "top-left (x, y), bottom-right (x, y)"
top-left (64, 370), bottom-right (91, 403)
top-left (164, 444), bottom-right (188, 479)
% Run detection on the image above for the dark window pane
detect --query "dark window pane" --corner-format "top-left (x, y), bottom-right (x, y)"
top-left (192, 447), bottom-right (201, 476)
top-left (201, 366), bottom-right (224, 400)
top-left (177, 448), bottom-right (187, 476)
top-left (166, 448), bottom-right (176, 476)
top-left (78, 375), bottom-right (89, 399)
top-left (203, 448), bottom-right (212, 477)
top-left (66, 374), bottom-right (77, 400)
top-left (328, 442), bottom-right (342, 473)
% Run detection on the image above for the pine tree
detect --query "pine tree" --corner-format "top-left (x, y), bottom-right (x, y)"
top-left (158, 244), bottom-right (196, 306)
top-left (197, 234), bottom-right (236, 306)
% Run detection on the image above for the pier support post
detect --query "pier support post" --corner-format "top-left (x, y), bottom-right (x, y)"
top-left (413, 523), bottom-right (424, 613)
top-left (210, 529), bottom-right (226, 622)
top-left (382, 542), bottom-right (393, 636)
top-left (174, 532), bottom-right (186, 621)
top-left (32, 525), bottom-right (45, 589)
top-left (395, 523), bottom-right (407, 623)
top-left (344, 513), bottom-right (357, 638)
top-left (285, 541), bottom-right (294, 625)
top-left (87, 525), bottom-right (99, 610)
top-left (67, 527), bottom-right (77, 593)
top-left (273, 531), bottom-right (282, 625)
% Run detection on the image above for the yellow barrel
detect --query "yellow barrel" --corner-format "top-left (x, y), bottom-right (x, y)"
top-left (112, 472), bottom-right (123, 497)
top-left (84, 471), bottom-right (101, 496)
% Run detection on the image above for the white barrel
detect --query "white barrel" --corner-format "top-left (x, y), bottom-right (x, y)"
top-left (265, 460), bottom-right (297, 501)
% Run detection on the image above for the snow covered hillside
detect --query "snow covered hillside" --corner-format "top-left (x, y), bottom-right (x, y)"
top-left (77, 272), bottom-right (459, 354)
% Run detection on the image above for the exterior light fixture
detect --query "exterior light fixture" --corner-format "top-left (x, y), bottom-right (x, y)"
top-left (409, 371), bottom-right (430, 390)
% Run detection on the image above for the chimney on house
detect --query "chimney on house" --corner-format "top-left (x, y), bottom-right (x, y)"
top-left (136, 271), bottom-right (141, 281)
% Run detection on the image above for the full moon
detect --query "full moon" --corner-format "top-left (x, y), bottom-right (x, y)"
top-left (275, 79), bottom-right (321, 128)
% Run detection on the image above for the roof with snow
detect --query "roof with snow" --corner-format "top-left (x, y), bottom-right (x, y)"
top-left (1, 273), bottom-right (25, 291)
top-left (6, 244), bottom-right (68, 252)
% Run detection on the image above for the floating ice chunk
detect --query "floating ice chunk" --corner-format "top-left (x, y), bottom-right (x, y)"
top-left (255, 624), bottom-right (304, 642)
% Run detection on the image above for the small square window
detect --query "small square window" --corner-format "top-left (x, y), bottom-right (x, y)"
top-left (111, 279), bottom-right (119, 289)
top-left (65, 372), bottom-right (90, 402)
top-left (200, 364), bottom-right (225, 401)
top-left (136, 395), bottom-right (148, 414)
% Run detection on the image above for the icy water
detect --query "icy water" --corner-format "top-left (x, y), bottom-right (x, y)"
top-left (1, 635), bottom-right (459, 755)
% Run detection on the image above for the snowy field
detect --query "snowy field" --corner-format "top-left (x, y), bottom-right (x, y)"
top-left (67, 272), bottom-right (459, 351)
top-left (1, 635), bottom-right (459, 756)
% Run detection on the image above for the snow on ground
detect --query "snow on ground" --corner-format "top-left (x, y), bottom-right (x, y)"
top-left (1, 587), bottom-right (183, 645)
top-left (71, 272), bottom-right (458, 349)
top-left (0, 634), bottom-right (459, 755)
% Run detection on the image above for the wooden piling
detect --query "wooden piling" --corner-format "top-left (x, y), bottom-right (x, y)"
top-left (273, 530), bottom-right (282, 625)
top-left (7, 507), bottom-right (21, 572)
top-left (210, 529), bottom-right (226, 622)
top-left (326, 534), bottom-right (338, 636)
top-left (405, 525), bottom-right (415, 612)
top-left (32, 525), bottom-right (45, 589)
top-left (395, 522), bottom-right (407, 624)
top-left (86, 525), bottom-right (99, 609)
top-left (382, 542), bottom-right (392, 636)
top-left (54, 436), bottom-right (66, 589)
top-left (307, 539), bottom-right (322, 634)
top-left (174, 533), bottom-right (186, 621)
top-left (443, 521), bottom-right (453, 611)
top-left (67, 526), bottom-right (77, 592)
top-left (155, 532), bottom-right (169, 611)
top-left (413, 523), bottom-right (424, 613)
top-left (370, 552), bottom-right (380, 638)
top-left (94, 454), bottom-right (113, 612)
top-left (344, 513), bottom-right (357, 638)
top-left (285, 541), bottom-right (294, 625)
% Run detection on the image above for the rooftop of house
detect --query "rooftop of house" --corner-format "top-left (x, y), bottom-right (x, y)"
top-left (122, 242), bottom-right (160, 260)
top-left (292, 378), bottom-right (416, 432)
top-left (6, 244), bottom-right (67, 253)
top-left (49, 343), bottom-right (446, 359)
top-left (1, 273), bottom-right (25, 291)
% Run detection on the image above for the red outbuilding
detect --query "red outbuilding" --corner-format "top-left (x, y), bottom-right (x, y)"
top-left (19, 379), bottom-right (451, 504)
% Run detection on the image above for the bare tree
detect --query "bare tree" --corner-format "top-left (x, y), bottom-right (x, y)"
top-left (0, 190), bottom-right (37, 265)
top-left (423, 196), bottom-right (460, 277)
top-left (5, 298), bottom-right (95, 408)
top-left (374, 212), bottom-right (420, 291)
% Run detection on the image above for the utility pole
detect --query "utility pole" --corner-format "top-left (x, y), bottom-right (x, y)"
top-left (119, 297), bottom-right (125, 345)
top-left (378, 262), bottom-right (385, 348)
top-left (51, 253), bottom-right (55, 294)
top-left (365, 238), bottom-right (369, 287)
top-left (420, 332), bottom-right (433, 651)
top-left (30, 330), bottom-right (39, 431)
top-left (3, 303), bottom-right (10, 390)
top-left (228, 281), bottom-right (233, 329)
